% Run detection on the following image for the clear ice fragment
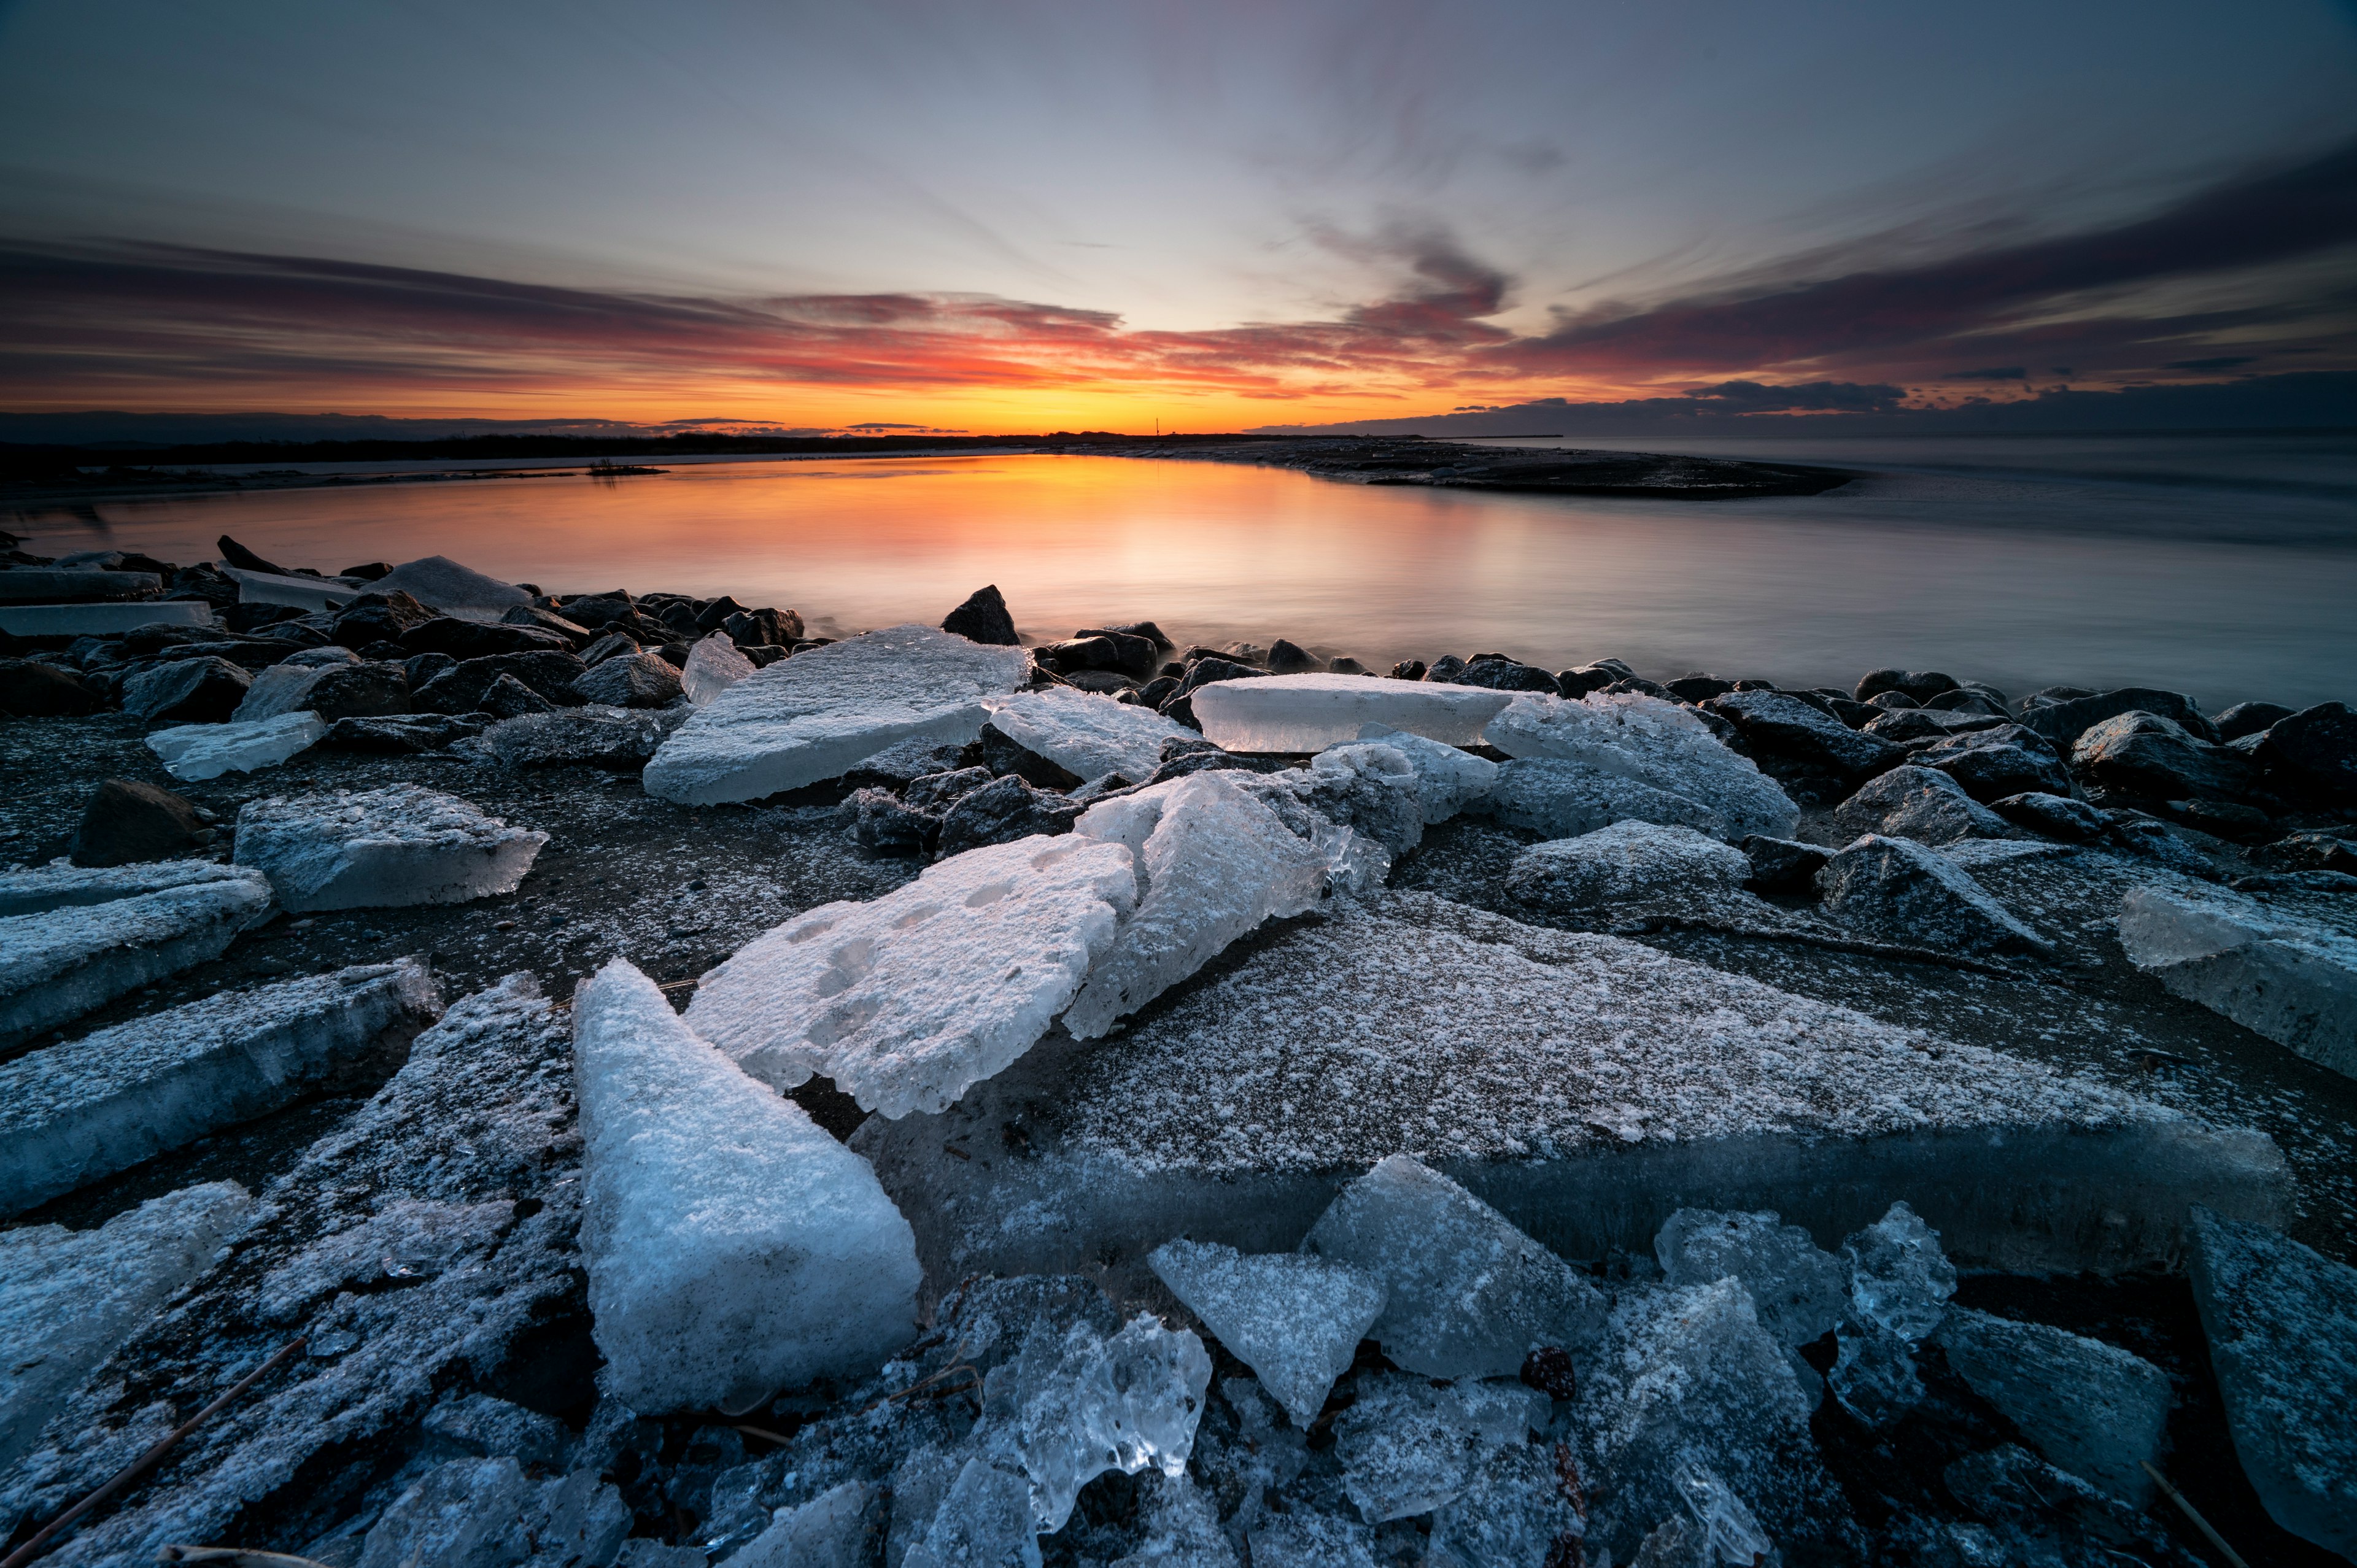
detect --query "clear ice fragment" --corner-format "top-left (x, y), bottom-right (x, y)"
top-left (1841, 1200), bottom-right (1956, 1342)
top-left (984, 1313), bottom-right (1212, 1533)
top-left (1654, 1209), bottom-right (1848, 1351)
top-left (1147, 1238), bottom-right (1385, 1429)
top-left (145, 708), bottom-right (327, 780)
top-left (1353, 723), bottom-right (1498, 822)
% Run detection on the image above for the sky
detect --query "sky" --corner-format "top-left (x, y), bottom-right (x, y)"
top-left (2, 0), bottom-right (2355, 435)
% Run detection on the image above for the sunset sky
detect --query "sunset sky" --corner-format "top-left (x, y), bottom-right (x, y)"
top-left (4, 0), bottom-right (2355, 434)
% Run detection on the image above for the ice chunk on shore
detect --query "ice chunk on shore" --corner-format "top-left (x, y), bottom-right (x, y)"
top-left (681, 630), bottom-right (756, 705)
top-left (0, 1181), bottom-right (254, 1471)
top-left (147, 709), bottom-right (327, 781)
top-left (645, 624), bottom-right (1032, 804)
top-left (1305, 1156), bottom-right (1605, 1379)
top-left (372, 554), bottom-right (533, 622)
top-left (1288, 742), bottom-right (1426, 854)
top-left (1484, 755), bottom-right (1728, 841)
top-left (1427, 1442), bottom-right (1584, 1568)
top-left (689, 835), bottom-right (1137, 1117)
top-left (1842, 1201), bottom-right (1956, 1342)
top-left (233, 784), bottom-right (548, 912)
top-left (1655, 1209), bottom-right (1847, 1353)
top-left (1193, 673), bottom-right (1515, 752)
top-left (1936, 1309), bottom-right (2171, 1504)
top-left (0, 871), bottom-right (274, 1049)
top-left (574, 959), bottom-right (920, 1412)
top-left (1062, 771), bottom-right (1327, 1038)
top-left (735, 1479), bottom-right (871, 1568)
top-left (985, 1313), bottom-right (1212, 1532)
top-left (0, 958), bottom-right (440, 1217)
top-left (2118, 884), bottom-right (2357, 1078)
top-left (1332, 1373), bottom-right (1544, 1523)
top-left (1147, 1240), bottom-right (1386, 1429)
top-left (903, 1459), bottom-right (1039, 1568)
top-left (1485, 692), bottom-right (1799, 841)
top-left (1352, 723), bottom-right (1497, 822)
top-left (0, 859), bottom-right (259, 919)
top-left (985, 686), bottom-right (1198, 781)
top-left (2186, 1206), bottom-right (2357, 1555)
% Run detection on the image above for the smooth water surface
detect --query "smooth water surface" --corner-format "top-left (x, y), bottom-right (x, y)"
top-left (15, 433), bottom-right (2355, 711)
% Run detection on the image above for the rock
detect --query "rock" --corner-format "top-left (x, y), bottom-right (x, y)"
top-left (722, 606), bottom-right (803, 648)
top-left (414, 651), bottom-right (587, 714)
top-left (146, 709), bottom-right (327, 780)
top-left (1283, 743), bottom-right (1426, 855)
top-left (1389, 659), bottom-right (1428, 681)
top-left (646, 624), bottom-right (1031, 805)
top-left (1485, 755), bottom-right (1728, 842)
top-left (236, 659), bottom-right (410, 724)
top-left (1815, 834), bottom-right (2050, 956)
top-left (1192, 672), bottom-right (1512, 752)
top-left (848, 787), bottom-right (935, 854)
top-left (1263, 638), bottom-right (1320, 674)
top-left (120, 655), bottom-right (252, 723)
top-left (0, 568), bottom-right (160, 603)
top-left (404, 649), bottom-right (457, 689)
top-left (400, 614), bottom-right (573, 660)
top-left (1860, 706), bottom-right (2010, 744)
top-left (1067, 628), bottom-right (1160, 678)
top-left (1507, 820), bottom-right (1757, 924)
top-left (1147, 1241), bottom-right (1385, 1430)
top-left (2251, 830), bottom-right (2357, 876)
top-left (1172, 655), bottom-right (1271, 705)
top-left (1741, 835), bottom-right (1830, 894)
top-left (1911, 723), bottom-right (2071, 801)
top-left (934, 774), bottom-right (1086, 857)
top-left (1304, 1155), bottom-right (1605, 1380)
top-left (1937, 1443), bottom-right (2189, 1567)
top-left (574, 959), bottom-right (921, 1413)
top-left (570, 649), bottom-right (683, 709)
top-left (681, 630), bottom-right (757, 705)
top-left (0, 959), bottom-right (441, 1217)
top-left (1991, 790), bottom-right (2108, 841)
top-left (0, 868), bottom-right (274, 1049)
top-left (1449, 654), bottom-right (1561, 694)
top-left (478, 673), bottom-right (557, 719)
top-left (1854, 668), bottom-right (1959, 703)
top-left (1831, 764), bottom-right (2015, 846)
top-left (2072, 711), bottom-right (2258, 802)
top-left (68, 778), bottom-right (212, 866)
top-left (2019, 686), bottom-right (2218, 747)
top-left (481, 705), bottom-right (686, 770)
top-left (1923, 687), bottom-right (2009, 717)
top-left (689, 834), bottom-right (1136, 1118)
top-left (371, 555), bottom-right (533, 622)
top-left (2116, 884), bottom-right (2356, 1077)
top-left (578, 630), bottom-right (640, 668)
top-left (2216, 700), bottom-right (2296, 741)
top-left (941, 584), bottom-right (1020, 645)
top-left (1351, 724), bottom-right (1496, 822)
top-left (329, 589), bottom-right (435, 650)
top-left (321, 713), bottom-right (487, 755)
top-left (498, 603), bottom-right (592, 646)
top-left (2255, 701), bottom-right (2357, 805)
top-left (1704, 689), bottom-right (1905, 782)
top-left (981, 687), bottom-right (1196, 782)
top-left (1665, 674), bottom-right (1736, 703)
top-left (0, 660), bottom-right (102, 717)
top-left (1488, 692), bottom-right (1799, 841)
top-left (1935, 1310), bottom-right (2170, 1504)
top-left (234, 785), bottom-right (548, 911)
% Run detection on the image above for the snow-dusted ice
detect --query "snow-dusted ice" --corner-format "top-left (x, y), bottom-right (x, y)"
top-left (1935, 1308), bottom-right (2171, 1504)
top-left (233, 784), bottom-right (548, 912)
top-left (984, 1313), bottom-right (1212, 1533)
top-left (0, 957), bottom-right (441, 1217)
top-left (2118, 884), bottom-right (2357, 1078)
top-left (0, 601), bottom-right (212, 638)
top-left (0, 859), bottom-right (260, 919)
top-left (147, 709), bottom-right (327, 781)
top-left (680, 630), bottom-right (756, 705)
top-left (352, 1456), bottom-right (532, 1568)
top-left (1331, 1373), bottom-right (1545, 1523)
top-left (573, 959), bottom-right (920, 1412)
top-left (0, 871), bottom-right (274, 1049)
top-left (0, 1181), bottom-right (254, 1471)
top-left (1426, 1441), bottom-right (1584, 1568)
top-left (1655, 1208), bottom-right (1848, 1353)
top-left (1285, 742), bottom-right (1427, 855)
top-left (733, 1479), bottom-right (872, 1568)
top-left (984, 686), bottom-right (1198, 782)
top-left (1062, 770), bottom-right (1327, 1039)
top-left (1304, 1156), bottom-right (1606, 1380)
top-left (688, 833), bottom-right (1137, 1118)
top-left (1485, 692), bottom-right (1799, 841)
top-left (224, 565), bottom-right (359, 612)
top-left (644, 624), bottom-right (1032, 805)
top-left (1192, 673), bottom-right (1515, 752)
top-left (901, 1459), bottom-right (1039, 1568)
top-left (1351, 723), bottom-right (1498, 822)
top-left (1146, 1239), bottom-right (1386, 1429)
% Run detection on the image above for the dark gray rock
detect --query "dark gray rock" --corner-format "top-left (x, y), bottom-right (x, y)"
top-left (1034, 636), bottom-right (1123, 676)
top-left (500, 603), bottom-right (592, 644)
top-left (1860, 708), bottom-right (2010, 744)
top-left (1389, 660), bottom-right (1428, 682)
top-left (399, 616), bottom-right (573, 662)
top-left (1991, 792), bottom-right (2108, 841)
top-left (1665, 674), bottom-right (1736, 703)
top-left (120, 655), bottom-right (252, 723)
top-left (1911, 724), bottom-right (2071, 801)
top-left (215, 533), bottom-right (292, 575)
top-left (942, 584), bottom-right (1020, 646)
top-left (1741, 835), bottom-right (1829, 894)
top-left (1072, 628), bottom-right (1159, 678)
top-left (1062, 669), bottom-right (1138, 695)
top-left (1937, 1445), bottom-right (2196, 1566)
top-left (849, 787), bottom-right (936, 854)
top-left (414, 651), bottom-right (588, 714)
top-left (2102, 809), bottom-right (2222, 876)
top-left (965, 723), bottom-right (1085, 790)
top-left (1136, 676), bottom-right (1180, 709)
top-left (2254, 701), bottom-right (2357, 806)
top-left (1815, 834), bottom-right (2050, 955)
top-left (1422, 655), bottom-right (1470, 684)
top-left (1935, 1310), bottom-right (2171, 1505)
top-left (478, 673), bottom-right (557, 719)
top-left (69, 778), bottom-right (213, 866)
top-left (330, 589), bottom-right (435, 650)
top-left (1142, 737), bottom-right (1286, 785)
top-left (2019, 686), bottom-right (2219, 747)
top-left (1922, 687), bottom-right (2008, 717)
top-left (305, 661), bottom-right (411, 721)
top-left (1266, 638), bottom-right (1321, 675)
top-left (1105, 620), bottom-right (1171, 650)
top-left (1555, 660), bottom-right (1630, 697)
top-left (1706, 690), bottom-right (1905, 781)
top-left (1864, 690), bottom-right (1919, 711)
top-left (579, 631), bottom-right (640, 668)
top-left (0, 658), bottom-right (101, 717)
top-left (905, 767), bottom-right (996, 813)
top-left (1327, 657), bottom-right (1370, 676)
top-left (1832, 765), bottom-right (2014, 846)
top-left (741, 644), bottom-right (789, 669)
top-left (2072, 711), bottom-right (2257, 803)
top-left (2021, 685), bottom-right (2095, 711)
top-left (2250, 831), bottom-right (2357, 876)
top-left (934, 774), bottom-right (1083, 858)
top-left (404, 651), bottom-right (458, 690)
top-left (2216, 701), bottom-right (2296, 741)
top-left (1174, 656), bottom-right (1267, 700)
top-left (840, 740), bottom-right (971, 792)
top-left (339, 561), bottom-right (393, 581)
top-left (480, 706), bottom-right (683, 768)
top-left (320, 714), bottom-right (486, 754)
top-left (722, 606), bottom-right (803, 647)
top-left (1449, 654), bottom-right (1561, 694)
top-left (1854, 668), bottom-right (1958, 703)
top-left (691, 594), bottom-right (748, 635)
top-left (569, 651), bottom-right (683, 709)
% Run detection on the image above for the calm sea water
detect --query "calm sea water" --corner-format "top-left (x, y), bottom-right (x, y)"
top-left (14, 433), bottom-right (2356, 713)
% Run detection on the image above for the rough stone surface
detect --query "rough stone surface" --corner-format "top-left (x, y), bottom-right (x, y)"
top-left (1705, 689), bottom-right (1904, 781)
top-left (1991, 790), bottom-right (2108, 841)
top-left (1832, 765), bottom-right (2015, 846)
top-left (1488, 692), bottom-right (1797, 840)
top-left (2072, 711), bottom-right (2257, 803)
top-left (481, 705), bottom-right (684, 770)
top-left (234, 784), bottom-right (548, 912)
top-left (2256, 701), bottom-right (2357, 805)
top-left (2019, 686), bottom-right (2217, 747)
top-left (1816, 835), bottom-right (2051, 956)
top-left (934, 774), bottom-right (1087, 859)
top-left (1506, 820), bottom-right (1756, 924)
top-left (940, 584), bottom-right (1019, 646)
top-left (68, 778), bottom-right (212, 867)
top-left (1911, 724), bottom-right (2072, 802)
top-left (1935, 1308), bottom-right (2172, 1505)
top-left (121, 656), bottom-right (253, 724)
top-left (570, 651), bottom-right (683, 709)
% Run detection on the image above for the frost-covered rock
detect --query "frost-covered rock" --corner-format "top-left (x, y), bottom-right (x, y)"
top-left (234, 785), bottom-right (548, 912)
top-left (1831, 764), bottom-right (2014, 846)
top-left (1935, 1309), bottom-right (2171, 1504)
top-left (645, 624), bottom-right (1032, 804)
top-left (1815, 834), bottom-right (2051, 956)
top-left (2186, 1206), bottom-right (2357, 1555)
top-left (1331, 1373), bottom-right (1545, 1523)
top-left (1353, 723), bottom-right (1496, 822)
top-left (0, 870), bottom-right (274, 1049)
top-left (687, 835), bottom-right (1137, 1117)
top-left (1506, 821), bottom-right (1758, 925)
top-left (983, 1313), bottom-right (1212, 1532)
top-left (0, 858), bottom-right (258, 919)
top-left (372, 554), bottom-right (533, 622)
top-left (0, 958), bottom-right (440, 1217)
top-left (681, 629), bottom-right (756, 705)
top-left (1304, 1156), bottom-right (1606, 1380)
top-left (2118, 884), bottom-right (2357, 1078)
top-left (1486, 692), bottom-right (1798, 841)
top-left (354, 1456), bottom-right (534, 1568)
top-left (255, 1196), bottom-right (522, 1326)
top-left (420, 1391), bottom-right (573, 1469)
top-left (1062, 771), bottom-right (1327, 1039)
top-left (0, 1182), bottom-right (254, 1472)
top-left (574, 959), bottom-right (920, 1412)
top-left (527, 1469), bottom-right (633, 1568)
top-left (983, 686), bottom-right (1197, 781)
top-left (570, 649), bottom-right (683, 709)
top-left (482, 704), bottom-right (686, 770)
top-left (1655, 1209), bottom-right (1847, 1353)
top-left (1146, 1240), bottom-right (1385, 1429)
top-left (146, 709), bottom-right (327, 781)
top-left (1191, 672), bottom-right (1515, 752)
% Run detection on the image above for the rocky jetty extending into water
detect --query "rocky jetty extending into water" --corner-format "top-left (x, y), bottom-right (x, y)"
top-left (1, 539), bottom-right (2353, 1567)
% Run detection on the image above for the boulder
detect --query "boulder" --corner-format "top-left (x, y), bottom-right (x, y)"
top-left (1446, 654), bottom-right (1560, 694)
top-left (1815, 835), bottom-right (2051, 956)
top-left (320, 714), bottom-right (486, 754)
top-left (0, 659), bottom-right (101, 717)
top-left (2072, 711), bottom-right (2258, 803)
top-left (478, 673), bottom-right (557, 719)
top-left (570, 650), bottom-right (683, 709)
top-left (2019, 686), bottom-right (2218, 747)
top-left (1832, 765), bottom-right (2013, 846)
top-left (1507, 820), bottom-right (1757, 924)
top-left (934, 775), bottom-right (1086, 859)
top-left (1860, 707), bottom-right (2009, 744)
top-left (1854, 668), bottom-right (1959, 704)
top-left (941, 584), bottom-right (1020, 646)
top-left (500, 604), bottom-right (592, 645)
top-left (1071, 627), bottom-right (1159, 678)
top-left (2254, 701), bottom-right (2357, 806)
top-left (1742, 835), bottom-right (1830, 894)
top-left (399, 616), bottom-right (571, 661)
top-left (722, 606), bottom-right (803, 648)
top-left (2216, 700), bottom-right (2296, 741)
top-left (578, 630), bottom-right (640, 668)
top-left (1705, 689), bottom-right (1905, 781)
top-left (329, 589), bottom-right (434, 650)
top-left (414, 651), bottom-right (588, 714)
top-left (1911, 724), bottom-right (2071, 801)
top-left (120, 655), bottom-right (252, 724)
top-left (69, 779), bottom-right (214, 867)
top-left (1264, 638), bottom-right (1321, 675)
top-left (1991, 791), bottom-right (2108, 841)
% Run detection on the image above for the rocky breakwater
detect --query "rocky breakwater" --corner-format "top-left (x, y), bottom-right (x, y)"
top-left (0, 549), bottom-right (2352, 1565)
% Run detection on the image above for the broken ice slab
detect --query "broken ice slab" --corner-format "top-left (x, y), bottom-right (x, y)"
top-left (688, 833), bottom-right (1137, 1118)
top-left (1146, 1239), bottom-right (1385, 1428)
top-left (1485, 692), bottom-right (1799, 841)
top-left (146, 708), bottom-right (327, 781)
top-left (1061, 770), bottom-right (1327, 1039)
top-left (2186, 1205), bottom-right (2357, 1556)
top-left (0, 600), bottom-right (212, 638)
top-left (1935, 1308), bottom-right (2170, 1505)
top-left (1827, 1320), bottom-right (1925, 1426)
top-left (851, 892), bottom-right (2285, 1306)
top-left (1482, 755), bottom-right (1730, 843)
top-left (1191, 672), bottom-right (1516, 752)
top-left (0, 957), bottom-right (441, 1216)
top-left (372, 554), bottom-right (534, 622)
top-left (0, 859), bottom-right (260, 919)
top-left (2118, 882), bottom-right (2357, 1079)
top-left (0, 869), bottom-right (274, 1050)
top-left (983, 1312), bottom-right (1212, 1532)
top-left (1307, 1156), bottom-right (1606, 1380)
top-left (985, 686), bottom-right (1198, 782)
top-left (1331, 1372), bottom-right (1546, 1522)
top-left (733, 1478), bottom-right (871, 1568)
top-left (1654, 1209), bottom-right (1847, 1353)
top-left (1352, 723), bottom-right (1497, 822)
top-left (1426, 1442), bottom-right (1583, 1568)
top-left (0, 1181), bottom-right (253, 1472)
top-left (575, 958), bottom-right (921, 1413)
top-left (223, 564), bottom-right (360, 612)
top-left (681, 629), bottom-right (755, 705)
top-left (644, 623), bottom-right (1032, 805)
top-left (902, 1459), bottom-right (1040, 1568)
top-left (233, 784), bottom-right (549, 912)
